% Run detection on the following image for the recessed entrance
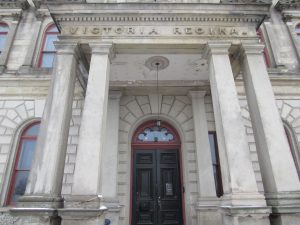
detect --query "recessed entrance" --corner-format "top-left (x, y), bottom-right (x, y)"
top-left (131, 120), bottom-right (184, 225)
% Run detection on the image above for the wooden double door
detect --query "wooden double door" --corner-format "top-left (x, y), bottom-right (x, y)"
top-left (132, 149), bottom-right (183, 225)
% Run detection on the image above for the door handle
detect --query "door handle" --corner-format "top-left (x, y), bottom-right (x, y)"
top-left (157, 196), bottom-right (161, 209)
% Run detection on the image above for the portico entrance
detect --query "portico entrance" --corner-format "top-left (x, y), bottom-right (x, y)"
top-left (131, 121), bottom-right (184, 225)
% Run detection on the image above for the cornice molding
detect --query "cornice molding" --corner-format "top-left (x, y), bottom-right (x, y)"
top-left (55, 14), bottom-right (264, 24)
top-left (46, 3), bottom-right (270, 31)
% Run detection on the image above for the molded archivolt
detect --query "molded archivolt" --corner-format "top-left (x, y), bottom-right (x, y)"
top-left (277, 100), bottom-right (300, 156)
top-left (117, 95), bottom-right (211, 225)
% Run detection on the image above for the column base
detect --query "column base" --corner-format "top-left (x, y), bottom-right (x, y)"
top-left (195, 197), bottom-right (222, 225)
top-left (101, 198), bottom-right (122, 225)
top-left (265, 192), bottom-right (300, 206)
top-left (0, 65), bottom-right (6, 74)
top-left (220, 206), bottom-right (271, 225)
top-left (17, 195), bottom-right (64, 208)
top-left (270, 212), bottom-right (300, 225)
top-left (10, 195), bottom-right (63, 225)
top-left (59, 195), bottom-right (107, 225)
top-left (266, 192), bottom-right (300, 225)
top-left (10, 207), bottom-right (60, 225)
top-left (221, 192), bottom-right (267, 206)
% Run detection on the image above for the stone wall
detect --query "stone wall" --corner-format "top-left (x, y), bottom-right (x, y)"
top-left (0, 97), bottom-right (83, 205)
top-left (240, 97), bottom-right (300, 194)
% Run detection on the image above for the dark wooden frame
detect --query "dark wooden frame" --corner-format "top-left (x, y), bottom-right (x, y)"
top-left (131, 120), bottom-right (186, 225)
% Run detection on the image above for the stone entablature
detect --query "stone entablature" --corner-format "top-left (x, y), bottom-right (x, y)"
top-left (46, 3), bottom-right (269, 42)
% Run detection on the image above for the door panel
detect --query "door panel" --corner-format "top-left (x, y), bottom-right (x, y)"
top-left (133, 150), bottom-right (157, 225)
top-left (157, 150), bottom-right (182, 225)
top-left (133, 149), bottom-right (182, 225)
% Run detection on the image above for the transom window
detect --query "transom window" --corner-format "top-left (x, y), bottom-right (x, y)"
top-left (6, 122), bottom-right (40, 205)
top-left (132, 120), bottom-right (180, 145)
top-left (0, 23), bottom-right (9, 54)
top-left (38, 24), bottom-right (59, 68)
top-left (138, 126), bottom-right (174, 142)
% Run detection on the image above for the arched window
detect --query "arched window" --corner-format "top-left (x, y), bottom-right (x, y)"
top-left (295, 24), bottom-right (300, 40)
top-left (38, 24), bottom-right (59, 68)
top-left (6, 122), bottom-right (40, 205)
top-left (284, 124), bottom-right (300, 179)
top-left (0, 23), bottom-right (9, 54)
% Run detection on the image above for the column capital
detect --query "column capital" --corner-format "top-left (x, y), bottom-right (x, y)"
top-left (203, 42), bottom-right (231, 59)
top-left (239, 44), bottom-right (265, 57)
top-left (89, 42), bottom-right (115, 62)
top-left (109, 90), bottom-right (122, 100)
top-left (188, 90), bottom-right (206, 99)
top-left (54, 41), bottom-right (79, 56)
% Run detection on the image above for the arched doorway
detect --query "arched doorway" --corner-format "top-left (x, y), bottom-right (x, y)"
top-left (131, 120), bottom-right (185, 225)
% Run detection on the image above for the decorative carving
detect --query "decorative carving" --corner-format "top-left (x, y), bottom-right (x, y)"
top-left (145, 56), bottom-right (169, 71)
top-left (0, 213), bottom-right (18, 225)
top-left (275, 0), bottom-right (300, 11)
top-left (62, 25), bottom-right (251, 38)
top-left (55, 15), bottom-right (262, 24)
top-left (35, 10), bottom-right (49, 20)
top-left (12, 12), bottom-right (22, 21)
top-left (0, 0), bottom-right (29, 9)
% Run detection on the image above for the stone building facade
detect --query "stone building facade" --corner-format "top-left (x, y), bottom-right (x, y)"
top-left (0, 0), bottom-right (300, 225)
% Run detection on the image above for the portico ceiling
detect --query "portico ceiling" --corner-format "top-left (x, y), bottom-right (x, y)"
top-left (110, 53), bottom-right (208, 82)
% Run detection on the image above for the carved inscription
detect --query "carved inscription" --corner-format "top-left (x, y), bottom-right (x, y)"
top-left (63, 26), bottom-right (249, 37)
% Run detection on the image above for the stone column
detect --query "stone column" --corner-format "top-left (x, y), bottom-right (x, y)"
top-left (60, 42), bottom-right (114, 225)
top-left (101, 91), bottom-right (122, 225)
top-left (204, 42), bottom-right (270, 225)
top-left (10, 41), bottom-right (79, 224)
top-left (189, 90), bottom-right (220, 225)
top-left (240, 43), bottom-right (300, 225)
top-left (0, 21), bottom-right (18, 73)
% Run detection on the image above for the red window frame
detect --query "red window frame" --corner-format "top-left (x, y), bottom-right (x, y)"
top-left (38, 24), bottom-right (59, 68)
top-left (6, 121), bottom-right (40, 205)
top-left (0, 23), bottom-right (9, 54)
top-left (295, 24), bottom-right (300, 40)
top-left (257, 28), bottom-right (271, 68)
